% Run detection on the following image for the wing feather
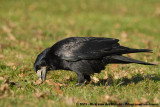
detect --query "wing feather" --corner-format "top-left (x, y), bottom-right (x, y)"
top-left (52, 37), bottom-right (119, 61)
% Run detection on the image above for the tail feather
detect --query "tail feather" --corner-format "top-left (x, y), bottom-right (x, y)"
top-left (123, 48), bottom-right (152, 54)
top-left (110, 55), bottom-right (155, 65)
top-left (107, 46), bottom-right (152, 55)
top-left (111, 43), bottom-right (153, 55)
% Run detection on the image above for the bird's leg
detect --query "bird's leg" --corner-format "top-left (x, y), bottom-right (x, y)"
top-left (84, 75), bottom-right (91, 82)
top-left (75, 82), bottom-right (87, 87)
top-left (75, 73), bottom-right (85, 86)
top-left (77, 75), bottom-right (91, 87)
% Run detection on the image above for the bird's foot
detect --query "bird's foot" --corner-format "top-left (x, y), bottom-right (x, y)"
top-left (75, 81), bottom-right (88, 87)
top-left (75, 83), bottom-right (81, 86)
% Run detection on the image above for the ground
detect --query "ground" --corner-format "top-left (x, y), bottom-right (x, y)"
top-left (0, 0), bottom-right (160, 106)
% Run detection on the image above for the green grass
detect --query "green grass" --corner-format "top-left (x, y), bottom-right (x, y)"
top-left (0, 0), bottom-right (160, 106)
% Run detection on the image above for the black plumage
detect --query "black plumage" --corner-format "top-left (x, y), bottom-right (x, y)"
top-left (34, 37), bottom-right (154, 85)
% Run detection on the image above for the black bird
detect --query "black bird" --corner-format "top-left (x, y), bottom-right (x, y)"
top-left (34, 37), bottom-right (154, 85)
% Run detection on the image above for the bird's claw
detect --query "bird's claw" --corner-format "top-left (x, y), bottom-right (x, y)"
top-left (75, 83), bottom-right (80, 86)
top-left (75, 83), bottom-right (86, 87)
top-left (75, 81), bottom-right (88, 87)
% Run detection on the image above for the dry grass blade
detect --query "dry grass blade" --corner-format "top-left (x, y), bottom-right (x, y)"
top-left (34, 78), bottom-right (43, 85)
top-left (34, 89), bottom-right (48, 98)
top-left (52, 85), bottom-right (63, 95)
top-left (92, 77), bottom-right (99, 83)
top-left (46, 79), bottom-right (67, 87)
top-left (104, 95), bottom-right (121, 104)
top-left (0, 77), bottom-right (5, 81)
top-left (63, 96), bottom-right (78, 105)
top-left (0, 84), bottom-right (9, 99)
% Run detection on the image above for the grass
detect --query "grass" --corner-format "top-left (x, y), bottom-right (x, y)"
top-left (0, 0), bottom-right (160, 106)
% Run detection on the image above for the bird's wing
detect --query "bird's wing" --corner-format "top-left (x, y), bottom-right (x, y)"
top-left (53, 37), bottom-right (119, 61)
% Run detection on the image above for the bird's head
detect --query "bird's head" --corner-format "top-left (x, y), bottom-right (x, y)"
top-left (34, 48), bottom-right (51, 81)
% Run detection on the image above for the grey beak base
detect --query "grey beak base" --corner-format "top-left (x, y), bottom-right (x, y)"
top-left (36, 67), bottom-right (47, 81)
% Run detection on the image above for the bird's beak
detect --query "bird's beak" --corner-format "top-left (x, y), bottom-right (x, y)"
top-left (37, 66), bottom-right (47, 81)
